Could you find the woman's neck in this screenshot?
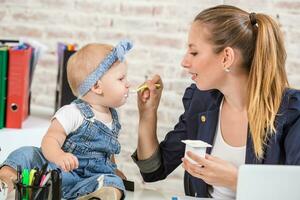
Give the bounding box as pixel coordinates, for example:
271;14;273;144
219;73;248;112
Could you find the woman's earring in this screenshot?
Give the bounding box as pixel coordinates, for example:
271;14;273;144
224;67;231;73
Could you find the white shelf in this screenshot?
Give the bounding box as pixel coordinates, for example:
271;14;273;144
0;115;50;163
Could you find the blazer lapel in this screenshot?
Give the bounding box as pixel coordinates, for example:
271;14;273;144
196;109;219;154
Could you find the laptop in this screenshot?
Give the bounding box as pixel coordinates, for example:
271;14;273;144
236;165;300;200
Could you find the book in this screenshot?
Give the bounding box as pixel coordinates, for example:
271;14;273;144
0;46;8;129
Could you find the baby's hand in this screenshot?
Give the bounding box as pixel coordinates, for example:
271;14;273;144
56;152;79;172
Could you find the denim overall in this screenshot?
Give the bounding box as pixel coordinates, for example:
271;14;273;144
1;99;125;199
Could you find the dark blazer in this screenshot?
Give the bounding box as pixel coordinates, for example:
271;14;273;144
140;84;300;197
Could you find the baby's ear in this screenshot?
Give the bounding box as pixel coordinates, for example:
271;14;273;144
91;80;103;95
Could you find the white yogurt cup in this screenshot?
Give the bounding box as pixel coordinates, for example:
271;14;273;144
182;140;212;164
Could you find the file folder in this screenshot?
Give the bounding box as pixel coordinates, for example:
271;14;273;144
5;46;32;128
0;46;8;129
55;43;76;111
20;38;47;116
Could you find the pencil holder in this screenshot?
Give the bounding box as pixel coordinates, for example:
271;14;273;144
14;182;51;200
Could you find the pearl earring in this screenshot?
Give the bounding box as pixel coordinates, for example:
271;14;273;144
225;68;231;73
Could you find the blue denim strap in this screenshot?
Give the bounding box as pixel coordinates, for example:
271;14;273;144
110;108;121;134
73;99;94;119
78;39;133;97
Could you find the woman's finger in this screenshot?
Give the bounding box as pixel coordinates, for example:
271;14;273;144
182;159;207;180
182;158;203;174
142;90;150;100
151;74;163;88
205;154;221;162
186;151;213;167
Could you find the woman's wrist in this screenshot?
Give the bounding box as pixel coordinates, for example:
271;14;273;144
139;110;157;120
229;169;238;191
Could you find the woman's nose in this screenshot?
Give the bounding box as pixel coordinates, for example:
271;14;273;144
181;55;190;69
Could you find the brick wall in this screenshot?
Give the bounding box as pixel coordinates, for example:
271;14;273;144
1;0;300;196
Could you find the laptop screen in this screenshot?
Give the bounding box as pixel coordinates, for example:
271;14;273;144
236;165;300;200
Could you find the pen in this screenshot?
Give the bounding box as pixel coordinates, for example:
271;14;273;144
22;169;29;200
22;169;29;185
40;172;51;187
29;169;37;200
32;171;41;187
51;169;62;200
29;169;37;186
15;165;22;200
17;165;22;182
40;163;48;179
41;163;48;173
33;173;51;200
32;164;45;188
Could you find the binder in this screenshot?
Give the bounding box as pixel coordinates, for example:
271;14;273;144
20;38;47;116
5;46;32;128
55;43;76;111
0;46;8;129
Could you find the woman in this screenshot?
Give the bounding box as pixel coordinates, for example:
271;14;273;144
131;5;300;199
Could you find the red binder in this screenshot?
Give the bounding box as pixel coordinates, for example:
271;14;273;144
5;46;32;128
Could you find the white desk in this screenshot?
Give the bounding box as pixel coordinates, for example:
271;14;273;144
0;116;50;163
5;187;211;200
126;186;211;199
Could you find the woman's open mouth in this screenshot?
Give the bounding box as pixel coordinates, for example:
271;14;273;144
189;72;198;80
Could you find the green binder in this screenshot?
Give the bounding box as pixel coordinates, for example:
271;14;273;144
0;46;8;129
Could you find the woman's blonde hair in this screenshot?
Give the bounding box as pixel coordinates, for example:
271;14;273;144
195;5;289;159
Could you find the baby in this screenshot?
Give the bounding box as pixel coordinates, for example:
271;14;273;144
0;39;132;200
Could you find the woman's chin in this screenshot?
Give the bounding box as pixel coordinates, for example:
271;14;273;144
195;82;211;91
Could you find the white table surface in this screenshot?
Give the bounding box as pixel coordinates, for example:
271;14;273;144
5;187;211;200
126;186;211;199
0;115;50;163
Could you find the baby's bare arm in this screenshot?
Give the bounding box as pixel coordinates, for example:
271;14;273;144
41;119;79;171
41;119;67;162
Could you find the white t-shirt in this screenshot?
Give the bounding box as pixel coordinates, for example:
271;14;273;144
53;103;112;135
208;99;246;200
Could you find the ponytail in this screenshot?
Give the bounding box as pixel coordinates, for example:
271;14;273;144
247;13;289;159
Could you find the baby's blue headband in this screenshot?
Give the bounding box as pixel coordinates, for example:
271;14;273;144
78;39;133;97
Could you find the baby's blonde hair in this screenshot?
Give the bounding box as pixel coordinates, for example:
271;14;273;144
67;43;113;97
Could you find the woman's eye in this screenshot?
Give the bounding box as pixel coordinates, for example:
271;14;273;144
190;52;198;56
